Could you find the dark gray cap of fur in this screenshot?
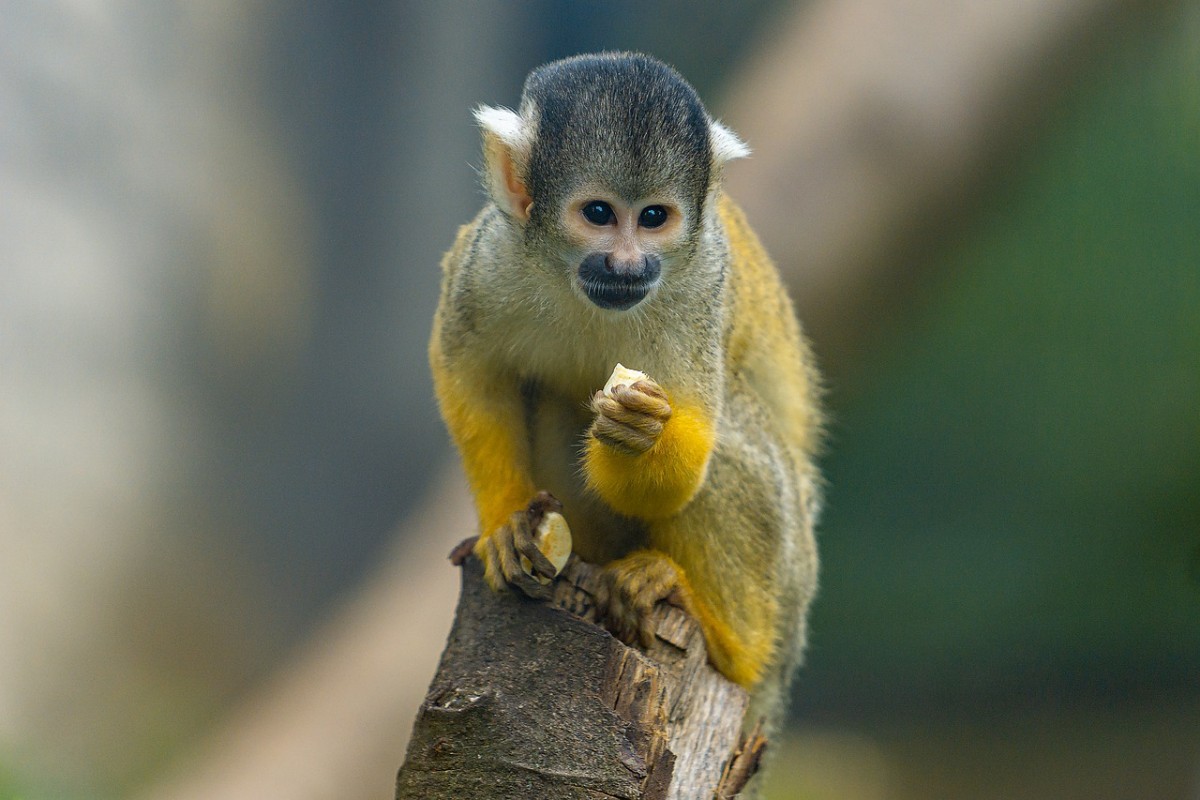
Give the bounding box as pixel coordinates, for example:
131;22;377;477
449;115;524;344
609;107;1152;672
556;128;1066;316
521;53;713;225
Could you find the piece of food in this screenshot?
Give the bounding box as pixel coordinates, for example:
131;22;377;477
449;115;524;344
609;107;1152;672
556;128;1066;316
520;511;572;584
603;363;648;396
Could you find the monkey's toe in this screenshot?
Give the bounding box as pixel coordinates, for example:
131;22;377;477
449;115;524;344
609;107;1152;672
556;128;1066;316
597;550;689;649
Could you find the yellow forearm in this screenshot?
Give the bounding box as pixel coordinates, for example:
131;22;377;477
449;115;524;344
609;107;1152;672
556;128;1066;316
432;367;534;536
584;399;715;519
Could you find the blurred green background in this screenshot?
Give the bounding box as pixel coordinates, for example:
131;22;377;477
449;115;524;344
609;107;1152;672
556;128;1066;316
811;14;1199;708
1;2;1196;799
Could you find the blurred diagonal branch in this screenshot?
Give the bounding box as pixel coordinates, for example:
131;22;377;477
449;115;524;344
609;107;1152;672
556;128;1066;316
723;0;1176;369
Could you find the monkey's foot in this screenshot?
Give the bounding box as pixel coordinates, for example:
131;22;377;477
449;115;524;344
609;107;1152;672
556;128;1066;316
590;378;671;455
475;491;563;601
595;549;690;649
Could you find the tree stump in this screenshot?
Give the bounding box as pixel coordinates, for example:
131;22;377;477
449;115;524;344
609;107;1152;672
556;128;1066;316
395;540;766;799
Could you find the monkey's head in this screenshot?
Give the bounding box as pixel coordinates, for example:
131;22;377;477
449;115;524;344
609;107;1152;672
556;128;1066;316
475;52;748;311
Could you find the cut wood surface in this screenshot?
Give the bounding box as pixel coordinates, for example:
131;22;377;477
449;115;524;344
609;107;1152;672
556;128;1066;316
395;544;764;800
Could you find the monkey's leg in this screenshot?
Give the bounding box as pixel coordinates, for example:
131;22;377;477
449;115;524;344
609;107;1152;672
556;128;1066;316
651;403;815;707
646;482;783;690
600;513;781;692
594;544;767;677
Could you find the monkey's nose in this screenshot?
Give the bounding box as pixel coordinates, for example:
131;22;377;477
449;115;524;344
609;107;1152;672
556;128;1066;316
604;253;645;276
578;252;661;310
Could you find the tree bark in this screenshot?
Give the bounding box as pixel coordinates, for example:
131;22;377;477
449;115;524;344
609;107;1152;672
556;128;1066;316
395;543;765;800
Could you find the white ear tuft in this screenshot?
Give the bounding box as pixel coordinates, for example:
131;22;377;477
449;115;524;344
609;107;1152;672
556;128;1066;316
474;105;534;221
710;119;751;163
474;105;528;149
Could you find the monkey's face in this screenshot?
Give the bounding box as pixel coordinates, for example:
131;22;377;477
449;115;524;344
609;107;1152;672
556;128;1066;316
558;190;690;311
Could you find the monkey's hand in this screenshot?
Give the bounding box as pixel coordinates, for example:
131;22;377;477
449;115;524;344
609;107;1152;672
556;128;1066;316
584;374;715;520
595;549;692;649
589;378;672;455
474;491;564;601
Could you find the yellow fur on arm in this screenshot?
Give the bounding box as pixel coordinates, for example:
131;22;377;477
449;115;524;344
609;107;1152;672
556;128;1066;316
431;366;534;544
584;400;715;519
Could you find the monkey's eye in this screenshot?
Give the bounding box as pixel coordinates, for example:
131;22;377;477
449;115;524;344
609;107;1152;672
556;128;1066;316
581;201;615;226
638;205;668;229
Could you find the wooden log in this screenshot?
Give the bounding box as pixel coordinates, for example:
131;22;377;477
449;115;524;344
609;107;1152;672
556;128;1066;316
395;539;764;800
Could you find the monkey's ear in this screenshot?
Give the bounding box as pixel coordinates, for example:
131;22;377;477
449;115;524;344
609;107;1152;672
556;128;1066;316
475;105;534;222
709;120;751;164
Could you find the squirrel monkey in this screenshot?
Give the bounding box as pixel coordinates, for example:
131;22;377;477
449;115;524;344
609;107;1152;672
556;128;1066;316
430;53;822;740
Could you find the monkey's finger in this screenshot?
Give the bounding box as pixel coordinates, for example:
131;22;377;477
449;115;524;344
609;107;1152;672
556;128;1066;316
479;534;506;591
551;560;591;618
508;509;535;551
521;571;554;600
611;383;672;420
603;588;636;645
508;510;557;579
489;523;548;598
629;377;666;397
592;393;626;418
520;538;558;580
526;490;564;520
505;552;553;600
591;415;658;455
590;571;612;618
605;409;665;440
492;530;521;583
606;410;667;441
449;536;479;566
482;533;517;590
593;394;666;439
594;391;669;429
663;585;690;611
612;613;638;647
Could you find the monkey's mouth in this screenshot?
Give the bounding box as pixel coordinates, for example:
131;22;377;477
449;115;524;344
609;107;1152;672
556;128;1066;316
577;252;662;311
580;276;658;310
